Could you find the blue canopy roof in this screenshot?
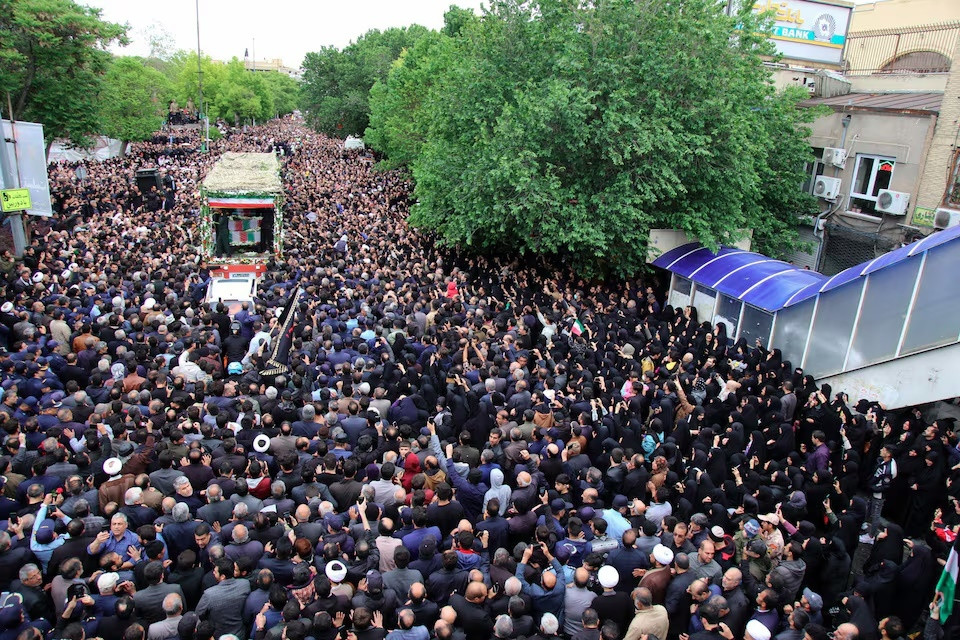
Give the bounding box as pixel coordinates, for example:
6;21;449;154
652;244;827;312
653;224;960;313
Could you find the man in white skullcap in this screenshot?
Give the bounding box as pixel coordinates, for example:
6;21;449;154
638;544;674;605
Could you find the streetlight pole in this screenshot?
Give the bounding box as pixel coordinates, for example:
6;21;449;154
196;0;208;152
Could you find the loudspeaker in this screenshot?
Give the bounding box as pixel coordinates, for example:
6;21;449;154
135;168;162;193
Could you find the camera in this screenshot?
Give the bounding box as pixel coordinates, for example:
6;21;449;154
67;583;88;600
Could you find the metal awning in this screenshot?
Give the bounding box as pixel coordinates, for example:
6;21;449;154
652;243;828;312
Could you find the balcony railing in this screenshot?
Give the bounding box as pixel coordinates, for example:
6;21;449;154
844;21;960;76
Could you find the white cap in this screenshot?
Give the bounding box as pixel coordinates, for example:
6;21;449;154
746;620;772;640
652;544;674;566
32;272;43;283
597;565;619;588
143;298;156;310
0;303;12;313
97;572;119;593
325;560;347;583
253;434;270;453
103;457;123;476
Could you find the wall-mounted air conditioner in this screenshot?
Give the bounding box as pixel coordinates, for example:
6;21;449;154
875;189;910;216
822;147;847;169
934;208;960;229
813;176;842;202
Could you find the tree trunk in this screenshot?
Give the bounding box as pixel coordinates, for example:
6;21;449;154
119;140;130;157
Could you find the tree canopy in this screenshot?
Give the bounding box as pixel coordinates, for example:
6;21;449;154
299;25;430;137
0;0;127;147
100;57;173;154
165;52;298;124
363;0;821;277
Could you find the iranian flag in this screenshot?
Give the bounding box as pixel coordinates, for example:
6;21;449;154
571;319;585;337
937;544;959;620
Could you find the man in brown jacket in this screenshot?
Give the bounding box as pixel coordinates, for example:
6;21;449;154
639;543;674;606
99;457;135;514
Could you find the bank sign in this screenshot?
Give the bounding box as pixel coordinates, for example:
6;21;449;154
753;0;853;66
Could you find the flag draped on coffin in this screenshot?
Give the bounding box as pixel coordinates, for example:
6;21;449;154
229;217;262;244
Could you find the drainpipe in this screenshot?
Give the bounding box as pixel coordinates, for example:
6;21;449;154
813;113;852;269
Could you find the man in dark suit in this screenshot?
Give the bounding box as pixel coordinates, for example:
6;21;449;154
196;484;233;526
448;581;494;640
131;560;185;625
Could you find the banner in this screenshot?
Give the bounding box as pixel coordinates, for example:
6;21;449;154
752;0;853;66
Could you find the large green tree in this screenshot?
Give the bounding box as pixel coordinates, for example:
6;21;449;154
365;31;457;169
214;58;274;125
165;53;296;123
368;0;819;277
169;51;225;116
100;57;172;155
261;71;300;118
300;25;430;137
0;0;127;150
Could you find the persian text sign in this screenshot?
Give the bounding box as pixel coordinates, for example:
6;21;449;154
753;0;853;66
0;188;31;213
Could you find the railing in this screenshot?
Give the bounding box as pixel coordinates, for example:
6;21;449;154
844;21;960;76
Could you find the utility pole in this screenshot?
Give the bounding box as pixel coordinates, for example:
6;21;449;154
196;0;207;152
0;96;27;257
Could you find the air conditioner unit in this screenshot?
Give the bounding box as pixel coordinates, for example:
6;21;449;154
934;208;960;229
875;189;910;216
822;147;847;168
813;176;842;202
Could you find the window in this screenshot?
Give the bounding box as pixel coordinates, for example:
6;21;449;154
948;151;960;208
691;286;717;326
849;154;895;215
800;148;826;195
669;276;692;309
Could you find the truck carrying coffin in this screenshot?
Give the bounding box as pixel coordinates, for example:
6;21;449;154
200;152;284;263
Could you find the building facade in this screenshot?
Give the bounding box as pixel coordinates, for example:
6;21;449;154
775;0;960;274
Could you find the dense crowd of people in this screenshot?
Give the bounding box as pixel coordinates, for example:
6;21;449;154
0;116;955;640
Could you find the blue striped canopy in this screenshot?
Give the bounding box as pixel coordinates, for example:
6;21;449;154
653;224;960;313
652;244;827;312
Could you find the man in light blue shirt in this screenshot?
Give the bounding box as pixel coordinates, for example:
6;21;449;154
602;496;633;541
30;499;72;571
87;512;142;570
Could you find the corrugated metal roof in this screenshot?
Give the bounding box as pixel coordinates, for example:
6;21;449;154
801;92;943;114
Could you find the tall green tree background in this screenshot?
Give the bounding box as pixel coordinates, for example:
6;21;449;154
360;0;821;277
100;57;172;156
299;25;430;137
0;0;127;150
1;0;299;155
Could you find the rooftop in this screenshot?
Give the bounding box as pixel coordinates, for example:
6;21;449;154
800;91;943;115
